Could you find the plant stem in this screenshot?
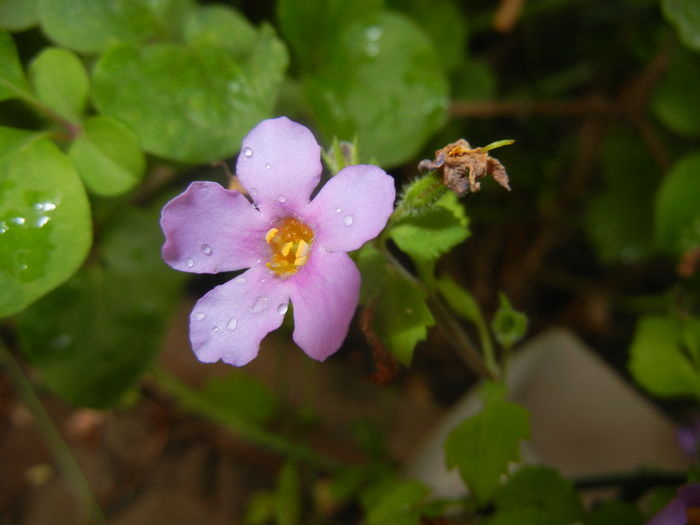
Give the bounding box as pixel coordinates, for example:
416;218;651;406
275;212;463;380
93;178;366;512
150;367;342;471
0;339;106;525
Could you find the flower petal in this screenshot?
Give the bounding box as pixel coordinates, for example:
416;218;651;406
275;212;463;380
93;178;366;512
303;164;395;252
288;250;360;361
236;117;322;215
189;266;290;366
161;181;270;273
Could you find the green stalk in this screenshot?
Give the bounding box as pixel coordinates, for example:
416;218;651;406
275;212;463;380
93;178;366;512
151;367;341;471
0;339;105;525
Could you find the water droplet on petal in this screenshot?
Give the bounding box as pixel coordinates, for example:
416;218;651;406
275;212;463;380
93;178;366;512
335;208;342;213
260;278;266;284
277;195;287;203
201;244;212;255
235;275;247;284
243;146;253;158
186;258;195;268
256;258;262;264
227;318;238;331
194;312;206;321
265;163;271;170
212;325;220;333
249;296;269;313
277;303;288;315
343;215;354;226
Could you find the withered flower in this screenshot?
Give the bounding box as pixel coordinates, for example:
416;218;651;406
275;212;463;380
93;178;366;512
418;138;513;196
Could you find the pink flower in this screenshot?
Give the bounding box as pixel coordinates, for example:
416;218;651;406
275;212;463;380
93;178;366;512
647;484;700;525
160;117;395;366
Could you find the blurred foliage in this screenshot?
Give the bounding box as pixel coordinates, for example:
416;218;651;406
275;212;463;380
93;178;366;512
2;0;700;522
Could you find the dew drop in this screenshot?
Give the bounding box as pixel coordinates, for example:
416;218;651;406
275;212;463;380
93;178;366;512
366;26;383;41
260;278;266;284
256;258;262;264
36;216;50;228
34;202;57;212
11;217;25;225
0;222;7;234
186;258;195;268
212;325;220;334
277;303;288;315
194;312;206;321
227;318;238;331
249;296;269;313
277;195;287;203
265;163;271;170
343;215;354;226
235;275;247;284
201;244;212;255
405;308;414;315
19;264;28;271
243;146;253;158
335;208;342;214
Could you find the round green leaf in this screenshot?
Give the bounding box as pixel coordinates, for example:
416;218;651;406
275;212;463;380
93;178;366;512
0;128;91;318
18;208;184;407
652;47;700;137
629;316;700;399
655;152;700;253
0;0;39;31
29;47;89;123
92;30;288;163
662;0;700;52
183;4;256;54
69;116;145;196
304;12;449;167
37;0;194;55
0;28;31;103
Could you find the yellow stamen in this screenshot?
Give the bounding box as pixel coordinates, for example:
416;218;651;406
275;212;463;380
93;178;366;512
264;217;314;278
265;228;279;243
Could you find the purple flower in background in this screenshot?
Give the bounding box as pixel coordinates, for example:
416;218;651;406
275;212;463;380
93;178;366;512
647;484;700;525
678;415;700;459
160;117;395;366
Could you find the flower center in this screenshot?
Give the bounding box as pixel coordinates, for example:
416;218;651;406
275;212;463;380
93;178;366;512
688;507;700;525
265;217;314;278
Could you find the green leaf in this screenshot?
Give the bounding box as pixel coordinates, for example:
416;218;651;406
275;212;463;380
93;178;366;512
200;373;279;426
92;26;288;163
436;275;482;326
494;466;584;525
18;208;184;407
390;192;469;262
652;47;700;137
304;11;449;167
629;315;700;399
363;479;430;525
655;152;700;254
0;129;91;318
491;293;528;348
38;0;194;54
356;245;434;365
661;0;700;53
444;389;530;503
481;507;549;525
275;462;301;525
69;116;145;196
584;501;644;525
452;59;497;100
276;0;383;72
0;28;31;102
0;0;39;31
28;47;89;123
183;4;257;53
585;126;658;264
387;0;468;73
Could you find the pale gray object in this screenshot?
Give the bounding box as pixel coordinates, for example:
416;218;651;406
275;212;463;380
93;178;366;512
403;328;689;498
